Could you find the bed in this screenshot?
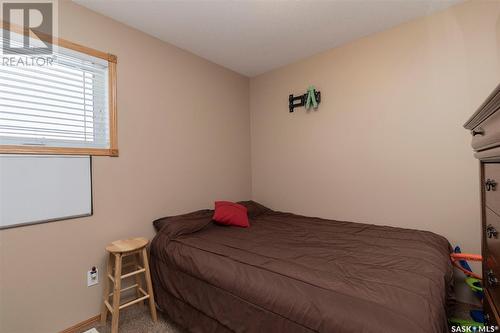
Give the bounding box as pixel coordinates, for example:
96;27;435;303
150;201;454;333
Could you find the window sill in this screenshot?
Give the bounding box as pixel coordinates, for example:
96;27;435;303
0;145;119;157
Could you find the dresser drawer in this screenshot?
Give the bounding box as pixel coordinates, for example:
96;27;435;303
484;266;500;318
484;289;500;328
484;206;500;311
486;207;500;270
472;110;500;151
485;164;500;215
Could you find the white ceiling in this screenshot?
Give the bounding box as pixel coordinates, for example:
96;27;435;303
74;0;463;77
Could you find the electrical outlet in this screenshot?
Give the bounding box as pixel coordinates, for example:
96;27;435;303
87;266;98;287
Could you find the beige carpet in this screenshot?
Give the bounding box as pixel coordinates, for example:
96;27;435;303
80;301;480;333
80;305;185;333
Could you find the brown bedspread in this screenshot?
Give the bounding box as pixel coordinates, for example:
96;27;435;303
150;203;453;333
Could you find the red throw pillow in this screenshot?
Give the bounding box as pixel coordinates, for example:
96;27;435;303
213;201;249;228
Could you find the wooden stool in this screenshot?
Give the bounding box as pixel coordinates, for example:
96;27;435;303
101;237;157;333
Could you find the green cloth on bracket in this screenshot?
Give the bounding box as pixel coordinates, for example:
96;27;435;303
305;85;318;110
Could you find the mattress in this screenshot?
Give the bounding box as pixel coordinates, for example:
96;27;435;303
150;202;454;333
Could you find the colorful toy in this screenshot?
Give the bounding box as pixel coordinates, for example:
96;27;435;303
448;318;484;329
465;277;484;300
470;309;485;323
450;248;482;280
448;246;485;329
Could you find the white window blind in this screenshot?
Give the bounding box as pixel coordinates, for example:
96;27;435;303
0;29;110;149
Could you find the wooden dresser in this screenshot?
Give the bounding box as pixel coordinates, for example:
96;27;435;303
465;83;500;326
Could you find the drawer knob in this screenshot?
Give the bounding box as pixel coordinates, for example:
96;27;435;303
488;270;498;287
487;224;499;238
486;179;497;191
472;127;485;136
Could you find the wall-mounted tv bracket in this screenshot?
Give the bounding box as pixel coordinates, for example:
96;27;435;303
289;90;321;113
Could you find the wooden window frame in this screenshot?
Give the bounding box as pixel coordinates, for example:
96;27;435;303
0;21;118;156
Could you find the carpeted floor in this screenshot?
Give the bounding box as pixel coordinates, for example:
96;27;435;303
79;305;185;333
80;302;481;333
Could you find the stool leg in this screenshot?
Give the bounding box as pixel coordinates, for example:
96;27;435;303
133;253;143;304
141;247;157;322
111;253;122;333
100;253;113;325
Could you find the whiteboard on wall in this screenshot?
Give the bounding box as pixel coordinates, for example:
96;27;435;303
0;155;92;229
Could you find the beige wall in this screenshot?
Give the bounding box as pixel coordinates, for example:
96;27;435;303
2;1;499;332
250;0;500;265
0;1;251;332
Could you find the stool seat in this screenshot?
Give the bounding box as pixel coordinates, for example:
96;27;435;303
106;237;148;253
101;237;157;333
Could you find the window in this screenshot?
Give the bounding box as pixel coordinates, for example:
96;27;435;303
0;25;118;156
